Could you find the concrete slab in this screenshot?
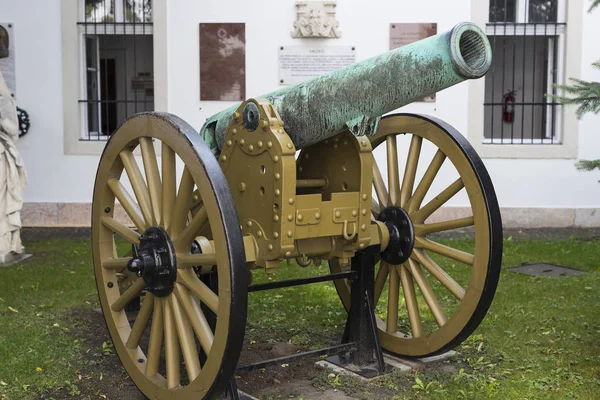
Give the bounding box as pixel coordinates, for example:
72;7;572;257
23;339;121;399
0;253;32;266
314;351;455;382
508;263;583;277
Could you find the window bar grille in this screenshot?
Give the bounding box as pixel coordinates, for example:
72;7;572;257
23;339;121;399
520;19;527;144
510;14;516;143
485;0;564;145
501;0;507;143
102;0;110;141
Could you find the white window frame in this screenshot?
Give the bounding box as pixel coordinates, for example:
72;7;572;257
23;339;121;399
62;0;167;155
468;0;583;159
78;0;154;141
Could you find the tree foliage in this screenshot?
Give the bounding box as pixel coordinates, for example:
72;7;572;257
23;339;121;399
552;0;600;171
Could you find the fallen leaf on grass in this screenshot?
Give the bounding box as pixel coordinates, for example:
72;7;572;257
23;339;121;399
8;306;18;313
35;367;42;372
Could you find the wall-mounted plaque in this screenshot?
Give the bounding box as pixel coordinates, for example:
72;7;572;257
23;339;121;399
199;23;246;101
390;23;437;102
278;45;355;85
0;23;16;98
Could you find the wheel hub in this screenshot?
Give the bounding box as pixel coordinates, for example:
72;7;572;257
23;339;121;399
377;206;415;265
127;226;177;297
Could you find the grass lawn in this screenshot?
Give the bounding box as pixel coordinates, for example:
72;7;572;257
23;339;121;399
0;235;599;399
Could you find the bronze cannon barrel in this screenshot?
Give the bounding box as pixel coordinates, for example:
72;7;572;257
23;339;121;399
200;22;492;155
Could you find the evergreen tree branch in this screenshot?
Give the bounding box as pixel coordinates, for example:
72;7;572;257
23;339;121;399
550;61;600;119
576;159;600;171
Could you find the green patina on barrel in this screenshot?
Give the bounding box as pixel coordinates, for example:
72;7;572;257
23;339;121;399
200;22;492;155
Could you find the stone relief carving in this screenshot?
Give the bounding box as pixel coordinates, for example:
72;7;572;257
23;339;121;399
291;1;341;39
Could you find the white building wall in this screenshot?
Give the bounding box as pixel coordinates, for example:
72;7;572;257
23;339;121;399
0;0;598;226
0;0;101;208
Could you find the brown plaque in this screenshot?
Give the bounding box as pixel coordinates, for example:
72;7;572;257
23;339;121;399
0;22;16;98
200;23;246;101
390;23;437;102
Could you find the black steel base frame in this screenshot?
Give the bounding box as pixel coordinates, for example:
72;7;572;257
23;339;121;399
233;248;385;387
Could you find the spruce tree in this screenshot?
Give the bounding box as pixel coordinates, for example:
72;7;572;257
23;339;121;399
552;0;600;170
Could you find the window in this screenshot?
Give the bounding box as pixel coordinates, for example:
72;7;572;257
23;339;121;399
78;0;154;140
484;0;565;144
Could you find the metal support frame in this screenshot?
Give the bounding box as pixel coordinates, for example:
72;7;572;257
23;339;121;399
236;247;386;382
328;249;385;377
247;270;356;292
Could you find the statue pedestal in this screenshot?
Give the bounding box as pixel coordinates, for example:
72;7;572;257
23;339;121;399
0;251;31;266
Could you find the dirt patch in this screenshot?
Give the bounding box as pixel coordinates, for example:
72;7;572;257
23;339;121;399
40;307;463;399
235;342;330;398
38;308;146;400
39;308;340;399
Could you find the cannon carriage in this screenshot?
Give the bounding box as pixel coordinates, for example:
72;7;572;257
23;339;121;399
91;22;502;399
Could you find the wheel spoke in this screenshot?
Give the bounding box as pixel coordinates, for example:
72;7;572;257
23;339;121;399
406;150;446;213
162;143;176;230
103;257;131;270
126;294;155;349
374;262;389;304
169;167;194;236
412;249;465;300
386;264;399;333
400;135;422;208
169;291;201;382
174;206;208;251
140;137;162;226
407;259;447;327
108;178;146;232
111;279;146;312
163;299;181;389
146;297;164;376
174;284;214;355
415;237;474;266
398;264;423;338
411;178;464;223
386;135;400;206
177;252;217;270
371;198;381;219
372;158;389;208
414;216;474;237
101;216;140;244
120;149;154;226
178;269;219;313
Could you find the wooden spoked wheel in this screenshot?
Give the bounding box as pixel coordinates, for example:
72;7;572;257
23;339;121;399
330;113;502;357
92;113;247;399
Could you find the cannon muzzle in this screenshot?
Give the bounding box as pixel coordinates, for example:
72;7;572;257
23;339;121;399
200;22;492;154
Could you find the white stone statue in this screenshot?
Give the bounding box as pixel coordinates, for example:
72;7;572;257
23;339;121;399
0;69;26;263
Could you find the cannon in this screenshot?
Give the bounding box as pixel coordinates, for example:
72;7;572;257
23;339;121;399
91;22;502;399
